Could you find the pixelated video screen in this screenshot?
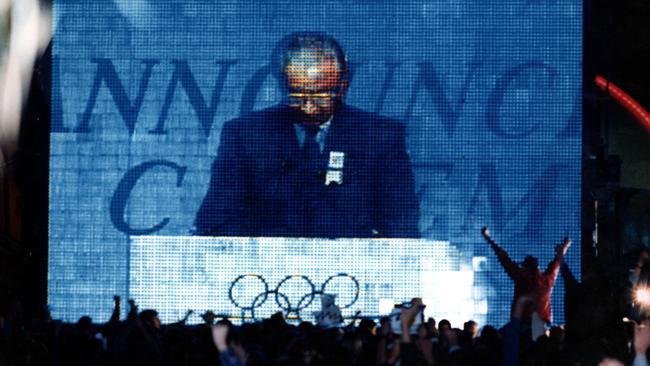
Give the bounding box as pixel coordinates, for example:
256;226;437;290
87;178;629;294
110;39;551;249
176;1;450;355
49;0;581;327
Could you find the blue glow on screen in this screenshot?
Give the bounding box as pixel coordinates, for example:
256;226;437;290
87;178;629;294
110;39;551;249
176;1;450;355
49;0;581;327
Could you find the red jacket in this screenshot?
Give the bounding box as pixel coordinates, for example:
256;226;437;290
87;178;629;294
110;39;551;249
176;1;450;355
490;242;560;324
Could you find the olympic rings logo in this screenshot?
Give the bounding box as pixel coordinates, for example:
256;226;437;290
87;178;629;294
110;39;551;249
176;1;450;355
228;273;360;321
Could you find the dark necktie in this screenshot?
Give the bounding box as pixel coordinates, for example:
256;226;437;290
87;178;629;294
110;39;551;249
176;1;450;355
301;126;322;234
303;126;321;173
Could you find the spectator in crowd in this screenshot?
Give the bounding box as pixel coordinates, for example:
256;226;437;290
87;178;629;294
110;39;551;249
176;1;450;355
463;320;478;341
481;227;571;324
437;319;451;337
425;317;438;340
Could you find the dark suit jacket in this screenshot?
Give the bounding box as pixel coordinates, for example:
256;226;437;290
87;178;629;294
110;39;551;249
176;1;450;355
195;103;420;238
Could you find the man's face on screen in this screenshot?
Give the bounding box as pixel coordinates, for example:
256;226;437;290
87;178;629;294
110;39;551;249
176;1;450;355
285;48;345;126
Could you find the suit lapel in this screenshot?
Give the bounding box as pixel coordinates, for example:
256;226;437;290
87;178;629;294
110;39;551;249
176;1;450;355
270;105;301;160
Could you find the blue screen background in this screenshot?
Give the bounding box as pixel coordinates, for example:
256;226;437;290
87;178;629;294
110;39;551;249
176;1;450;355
49;0;582;326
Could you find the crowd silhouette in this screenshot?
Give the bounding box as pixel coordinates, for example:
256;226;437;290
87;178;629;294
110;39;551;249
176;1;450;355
1;230;649;366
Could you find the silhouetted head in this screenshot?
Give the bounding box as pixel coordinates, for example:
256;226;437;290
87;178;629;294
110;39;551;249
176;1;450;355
201;310;215;325
522;255;539;270
464;320;479;338
425;317;438;336
438;319;451;334
478;325;500;347
358;318;376;336
76;315;93;336
139;309;160;330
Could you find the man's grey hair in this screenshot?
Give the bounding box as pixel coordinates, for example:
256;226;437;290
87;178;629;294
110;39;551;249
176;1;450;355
272;32;349;89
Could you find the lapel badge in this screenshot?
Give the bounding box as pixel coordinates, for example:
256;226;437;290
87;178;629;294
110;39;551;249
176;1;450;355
328;151;345;169
325;170;343;186
326;151;345;185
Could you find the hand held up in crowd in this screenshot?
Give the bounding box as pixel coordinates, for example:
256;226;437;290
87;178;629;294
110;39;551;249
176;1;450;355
400;297;423;344
555;238;572;259
634;319;650;366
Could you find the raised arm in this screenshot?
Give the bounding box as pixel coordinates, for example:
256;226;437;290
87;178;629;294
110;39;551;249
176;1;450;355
168;309;194;328
127;299;138;322
399;298;426;366
212;323;246;366
634;319;650;366
545;237;571;276
109;295;121;324
481;227;519;279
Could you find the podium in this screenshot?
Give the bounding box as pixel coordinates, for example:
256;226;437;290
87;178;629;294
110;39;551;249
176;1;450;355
129;236;479;325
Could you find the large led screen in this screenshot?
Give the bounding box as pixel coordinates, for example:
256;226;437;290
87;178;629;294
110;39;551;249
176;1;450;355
49;0;582;327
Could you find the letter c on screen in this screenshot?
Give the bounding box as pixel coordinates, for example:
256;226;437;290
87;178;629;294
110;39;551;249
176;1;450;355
110;159;187;235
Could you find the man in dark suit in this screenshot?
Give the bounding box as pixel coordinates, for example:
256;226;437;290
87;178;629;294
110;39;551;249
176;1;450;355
195;32;419;238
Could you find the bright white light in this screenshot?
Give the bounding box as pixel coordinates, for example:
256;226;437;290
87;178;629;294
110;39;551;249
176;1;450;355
421;270;475;327
0;0;50;144
635;286;650;308
378;299;394;315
